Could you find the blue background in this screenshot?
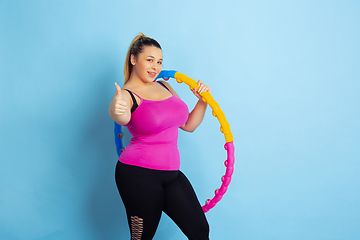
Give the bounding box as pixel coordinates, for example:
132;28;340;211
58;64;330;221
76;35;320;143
1;1;359;239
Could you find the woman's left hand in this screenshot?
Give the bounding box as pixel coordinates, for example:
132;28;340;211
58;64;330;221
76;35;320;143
192;80;211;101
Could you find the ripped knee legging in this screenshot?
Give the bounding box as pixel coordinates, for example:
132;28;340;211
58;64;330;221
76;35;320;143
115;161;210;240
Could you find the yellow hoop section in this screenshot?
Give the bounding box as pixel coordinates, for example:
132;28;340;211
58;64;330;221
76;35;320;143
174;72;234;143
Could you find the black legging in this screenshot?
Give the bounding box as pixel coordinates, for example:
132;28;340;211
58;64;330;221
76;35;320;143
115;161;209;240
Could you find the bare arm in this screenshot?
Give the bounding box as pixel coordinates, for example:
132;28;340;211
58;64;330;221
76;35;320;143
180;99;208;132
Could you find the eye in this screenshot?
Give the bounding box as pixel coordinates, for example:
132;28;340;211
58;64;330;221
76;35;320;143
147;59;153;62
158;61;163;65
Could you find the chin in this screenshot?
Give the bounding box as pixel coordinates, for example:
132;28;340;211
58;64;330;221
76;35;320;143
142;77;155;83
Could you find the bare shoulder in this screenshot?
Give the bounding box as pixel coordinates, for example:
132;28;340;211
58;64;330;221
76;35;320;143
159;80;180;98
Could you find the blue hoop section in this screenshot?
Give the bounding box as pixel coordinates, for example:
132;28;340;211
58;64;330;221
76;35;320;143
156;70;177;80
114;122;124;157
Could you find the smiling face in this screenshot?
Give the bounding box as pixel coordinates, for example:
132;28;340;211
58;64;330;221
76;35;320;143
131;46;163;83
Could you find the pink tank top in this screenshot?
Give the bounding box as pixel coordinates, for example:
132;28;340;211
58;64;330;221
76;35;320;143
118;86;189;170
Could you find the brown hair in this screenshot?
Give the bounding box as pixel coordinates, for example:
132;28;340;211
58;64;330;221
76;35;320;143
124;33;162;84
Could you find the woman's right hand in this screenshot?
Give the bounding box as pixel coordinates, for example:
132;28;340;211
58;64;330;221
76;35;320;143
110;82;128;116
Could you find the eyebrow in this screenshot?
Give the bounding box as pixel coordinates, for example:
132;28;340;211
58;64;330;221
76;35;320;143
147;55;163;61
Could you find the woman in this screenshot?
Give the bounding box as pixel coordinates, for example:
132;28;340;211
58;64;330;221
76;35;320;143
109;33;211;240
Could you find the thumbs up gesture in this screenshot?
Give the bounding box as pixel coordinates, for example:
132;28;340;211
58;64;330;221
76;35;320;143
111;82;128;116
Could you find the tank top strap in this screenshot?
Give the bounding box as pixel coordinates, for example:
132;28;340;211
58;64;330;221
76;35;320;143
124;89;140;113
124;89;142;99
157;81;171;92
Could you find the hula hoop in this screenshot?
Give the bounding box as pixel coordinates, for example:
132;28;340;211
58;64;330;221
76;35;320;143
114;70;235;213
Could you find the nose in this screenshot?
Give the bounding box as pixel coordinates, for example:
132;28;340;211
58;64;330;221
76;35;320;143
151;63;157;71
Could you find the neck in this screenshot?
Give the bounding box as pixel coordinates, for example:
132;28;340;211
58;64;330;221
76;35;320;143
127;72;154;88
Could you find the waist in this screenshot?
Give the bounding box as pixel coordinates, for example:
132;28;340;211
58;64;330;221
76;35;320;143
118;143;181;171
129;127;179;145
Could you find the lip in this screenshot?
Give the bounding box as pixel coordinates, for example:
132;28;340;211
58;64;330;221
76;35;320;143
148;71;156;78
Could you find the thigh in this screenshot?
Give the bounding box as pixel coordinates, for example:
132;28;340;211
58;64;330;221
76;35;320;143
163;172;209;240
115;162;164;240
